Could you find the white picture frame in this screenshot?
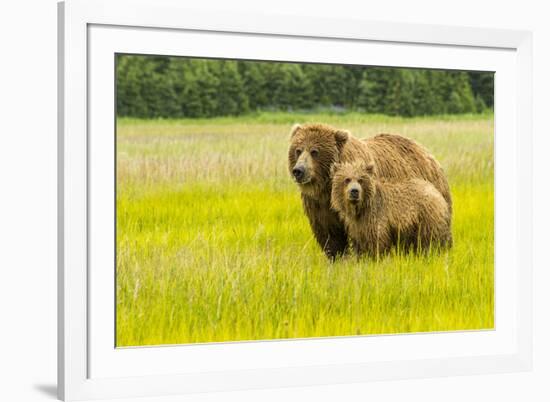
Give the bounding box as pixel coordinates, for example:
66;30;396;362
58;0;533;400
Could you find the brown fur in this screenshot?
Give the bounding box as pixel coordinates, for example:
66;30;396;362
331;161;452;256
288;123;452;258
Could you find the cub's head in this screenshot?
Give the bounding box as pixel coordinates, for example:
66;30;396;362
288;123;350;197
330;161;376;218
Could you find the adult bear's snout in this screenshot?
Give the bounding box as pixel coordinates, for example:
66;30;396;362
292;166;305;181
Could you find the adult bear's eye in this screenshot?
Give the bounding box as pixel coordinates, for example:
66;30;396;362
310;149;319;158
295;148;302;157
344;178;351;184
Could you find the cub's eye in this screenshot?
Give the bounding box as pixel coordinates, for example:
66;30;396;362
310;149;319;158
344;178;351;184
295;148;302;157
357;178;363;184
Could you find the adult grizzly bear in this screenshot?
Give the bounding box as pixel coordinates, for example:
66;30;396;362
330;161;452;256
288;123;452;259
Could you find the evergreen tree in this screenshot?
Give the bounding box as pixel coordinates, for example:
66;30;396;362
385;69;416;116
469;71;494;109
340;66;365;109
182;60;220;117
211;60;249;116
356;70;377;112
239;62;269;110
411;71;435;116
116;56;149;117
279;64;314;110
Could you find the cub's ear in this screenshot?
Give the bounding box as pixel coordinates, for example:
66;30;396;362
334;129;350;150
289;123;302;140
365;162;375;174
330;162;342;178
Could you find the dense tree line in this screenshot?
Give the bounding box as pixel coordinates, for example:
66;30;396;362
116;55;494;118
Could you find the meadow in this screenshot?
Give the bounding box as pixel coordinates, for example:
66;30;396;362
116;112;494;347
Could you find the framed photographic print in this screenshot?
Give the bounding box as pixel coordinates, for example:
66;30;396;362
58;0;533;400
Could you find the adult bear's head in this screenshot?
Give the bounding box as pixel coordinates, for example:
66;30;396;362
288;123;350;198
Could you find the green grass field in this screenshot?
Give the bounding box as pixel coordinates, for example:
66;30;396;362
116;112;494;347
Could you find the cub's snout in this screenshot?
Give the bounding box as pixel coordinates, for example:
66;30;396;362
347;184;361;202
346;181;363;204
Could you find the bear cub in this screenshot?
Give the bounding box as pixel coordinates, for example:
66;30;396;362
331;161;452;256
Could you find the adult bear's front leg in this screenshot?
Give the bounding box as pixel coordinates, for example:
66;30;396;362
302;195;348;259
323;224;348;260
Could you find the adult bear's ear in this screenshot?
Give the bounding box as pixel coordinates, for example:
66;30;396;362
334;129;350;150
365;162;375;174
289;123;302;140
